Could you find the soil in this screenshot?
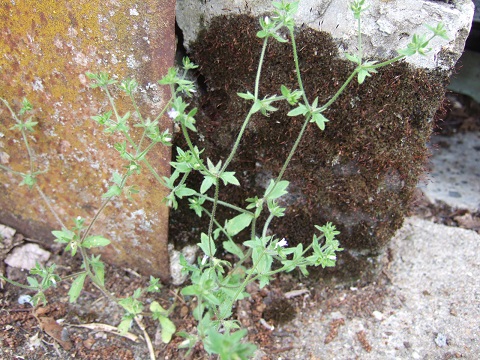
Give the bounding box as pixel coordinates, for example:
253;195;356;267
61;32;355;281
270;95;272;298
1;91;479;360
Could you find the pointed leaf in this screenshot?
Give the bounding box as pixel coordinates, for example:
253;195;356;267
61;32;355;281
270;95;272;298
200;176;215;194
198;233;216;257
222;239;245;259
159;316;176;343
226;213;253;236
264;180;289;200
221;171;240;186
69;273;87;303
82;235;111;249
287;104;307;117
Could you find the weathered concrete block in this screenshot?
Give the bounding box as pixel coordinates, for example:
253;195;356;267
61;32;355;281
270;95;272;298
177;0;473;69
0;1;176;281
172;0;474;282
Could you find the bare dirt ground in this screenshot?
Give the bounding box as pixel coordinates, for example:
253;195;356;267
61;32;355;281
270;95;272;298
1;92;479;360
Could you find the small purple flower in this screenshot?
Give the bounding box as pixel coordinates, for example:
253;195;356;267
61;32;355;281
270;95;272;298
167;108;179;120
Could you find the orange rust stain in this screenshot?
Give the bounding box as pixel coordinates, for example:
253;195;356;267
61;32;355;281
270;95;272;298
0;0;175;280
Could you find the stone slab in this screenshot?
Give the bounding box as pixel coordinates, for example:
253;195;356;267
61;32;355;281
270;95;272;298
279;217;480;358
420;131;480;212
177;0;474;70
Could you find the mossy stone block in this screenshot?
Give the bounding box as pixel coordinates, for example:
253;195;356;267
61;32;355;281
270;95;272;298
170;15;449;283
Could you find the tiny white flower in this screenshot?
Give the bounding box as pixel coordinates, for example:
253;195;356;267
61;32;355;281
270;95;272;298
275;238;288;249
264;16;270;25
164;136;172;142
201;255;209;265
167;108;179;120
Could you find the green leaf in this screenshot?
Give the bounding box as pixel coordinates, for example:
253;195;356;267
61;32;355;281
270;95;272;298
226;213;253;236
220;171;240;186
102;184;122;198
204;328;257;359
198;233;216;257
118;296;143;315
52;229;75;243
425;22;449;40
175;186;196;198
19;173;37;188
311;112;329;131
188;197;205;217
345;53;360;64
150;301;167;315
90;255;105;286
159;316;176;343
68;273;87;303
237;91;255;100
200;176;216;194
287;104;308;117
118;317;133;335
222;239;245;259
82;235;111;249
251;100;262;114
27;276;39;288
256;29;269;39
19;98;33;115
264;179;289;200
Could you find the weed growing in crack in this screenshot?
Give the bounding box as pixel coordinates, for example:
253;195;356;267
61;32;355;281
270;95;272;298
0;1;448;359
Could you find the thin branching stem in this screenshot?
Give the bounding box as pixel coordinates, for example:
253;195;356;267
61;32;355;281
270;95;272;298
35;184;66;229
220;38;269;174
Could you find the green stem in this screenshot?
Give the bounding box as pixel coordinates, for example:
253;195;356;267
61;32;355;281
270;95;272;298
370;55;405;69
202;208;234;243
321;70;357;111
193;192;253;215
35;184;66;230
79;173;129;244
0;164;21;175
261;213;275;240
1;98;37;175
207;179;220;261
180;122;212;176
220;37;270;174
357;16;363;65
142;157;164;185
0;275;35;290
289;28;309;106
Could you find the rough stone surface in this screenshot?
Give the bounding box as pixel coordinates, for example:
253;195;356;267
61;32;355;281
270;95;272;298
279;217;480;359
422;131;480;212
177;0;474;70
0;1;176;281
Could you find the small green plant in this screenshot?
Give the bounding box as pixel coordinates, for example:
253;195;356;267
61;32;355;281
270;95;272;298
0;1;448;359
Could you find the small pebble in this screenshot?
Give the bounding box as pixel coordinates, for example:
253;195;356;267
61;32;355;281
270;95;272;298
18;294;33;306
372;310;384;321
435;332;448;347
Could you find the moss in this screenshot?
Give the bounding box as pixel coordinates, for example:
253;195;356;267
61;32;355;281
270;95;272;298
169;15;448;282
262;297;296;324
